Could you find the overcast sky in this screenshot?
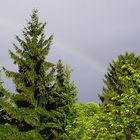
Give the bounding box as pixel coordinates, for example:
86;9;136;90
0;0;140;103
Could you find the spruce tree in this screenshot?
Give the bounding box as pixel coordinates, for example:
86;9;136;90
99;53;140;139
2;10;77;139
40;60;77;139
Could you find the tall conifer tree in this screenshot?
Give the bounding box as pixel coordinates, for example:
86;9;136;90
2;10;77;139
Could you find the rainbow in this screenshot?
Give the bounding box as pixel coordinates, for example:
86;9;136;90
0;19;106;73
54;39;106;73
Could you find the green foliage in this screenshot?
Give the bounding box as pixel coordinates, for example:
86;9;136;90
39;60;77;139
97;52;140;139
0;72;13;125
0;124;43;140
1;10;77;139
66;102;100;140
0;9;140;140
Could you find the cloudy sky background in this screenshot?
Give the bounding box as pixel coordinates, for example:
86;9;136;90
0;0;140;103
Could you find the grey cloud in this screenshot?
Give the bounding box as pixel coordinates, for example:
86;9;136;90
0;0;140;102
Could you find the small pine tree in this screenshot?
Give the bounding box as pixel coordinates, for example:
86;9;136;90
2;10;77;139
40;60;77;139
99;52;140;139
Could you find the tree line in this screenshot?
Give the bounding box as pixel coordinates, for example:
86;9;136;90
0;10;139;140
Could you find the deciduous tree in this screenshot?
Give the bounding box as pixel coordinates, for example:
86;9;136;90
98;53;140;139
